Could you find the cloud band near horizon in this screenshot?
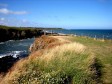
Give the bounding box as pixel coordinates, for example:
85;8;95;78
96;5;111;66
0;8;28;15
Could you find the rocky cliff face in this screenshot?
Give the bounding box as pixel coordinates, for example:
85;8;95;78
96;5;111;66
0;56;19;73
0;27;44;42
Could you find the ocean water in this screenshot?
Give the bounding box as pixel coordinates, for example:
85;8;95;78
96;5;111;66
0;38;34;55
53;29;112;39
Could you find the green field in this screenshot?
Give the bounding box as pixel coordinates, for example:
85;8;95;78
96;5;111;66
69;36;112;83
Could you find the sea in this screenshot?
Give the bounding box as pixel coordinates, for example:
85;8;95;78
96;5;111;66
0;29;112;58
52;29;112;39
0;38;34;58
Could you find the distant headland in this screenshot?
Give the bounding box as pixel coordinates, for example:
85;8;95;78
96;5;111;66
0;25;63;42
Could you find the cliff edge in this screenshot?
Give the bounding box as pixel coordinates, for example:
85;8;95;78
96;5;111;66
0;35;103;84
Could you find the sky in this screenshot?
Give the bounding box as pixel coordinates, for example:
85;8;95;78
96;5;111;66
0;0;112;29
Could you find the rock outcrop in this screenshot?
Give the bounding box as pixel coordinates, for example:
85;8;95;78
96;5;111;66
29;35;58;52
0;56;19;73
0;26;44;42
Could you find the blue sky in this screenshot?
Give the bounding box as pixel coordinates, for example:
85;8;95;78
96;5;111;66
0;0;112;29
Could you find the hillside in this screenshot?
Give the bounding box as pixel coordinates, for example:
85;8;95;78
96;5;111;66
0;35;112;84
0;25;63;42
0;25;44;42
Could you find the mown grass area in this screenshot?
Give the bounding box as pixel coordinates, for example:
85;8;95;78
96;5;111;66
1;35;111;84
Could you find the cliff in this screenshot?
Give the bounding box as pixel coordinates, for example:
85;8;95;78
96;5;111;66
1;35;112;84
0;25;44;42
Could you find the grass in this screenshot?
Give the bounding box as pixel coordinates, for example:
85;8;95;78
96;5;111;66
1;35;111;84
69;36;112;84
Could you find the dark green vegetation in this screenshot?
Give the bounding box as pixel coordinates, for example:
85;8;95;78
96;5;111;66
0;25;44;42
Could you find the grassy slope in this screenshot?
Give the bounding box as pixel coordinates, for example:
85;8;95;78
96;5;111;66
69;36;112;84
1;36;112;84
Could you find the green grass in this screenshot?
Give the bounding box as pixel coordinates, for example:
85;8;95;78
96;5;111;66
1;36;111;84
2;42;97;84
69;36;112;83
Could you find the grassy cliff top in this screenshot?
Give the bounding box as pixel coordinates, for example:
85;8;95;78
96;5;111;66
0;35;112;84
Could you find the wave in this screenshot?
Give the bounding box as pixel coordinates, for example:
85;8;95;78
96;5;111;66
0;50;28;59
0;42;5;44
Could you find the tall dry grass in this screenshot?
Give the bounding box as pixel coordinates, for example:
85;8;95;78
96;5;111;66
41;42;86;62
0;36;98;84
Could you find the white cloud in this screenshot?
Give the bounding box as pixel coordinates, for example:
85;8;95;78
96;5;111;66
0;17;5;21
12;11;28;15
0;8;27;15
0;17;6;25
0;8;9;14
0;18;37;27
22;19;28;23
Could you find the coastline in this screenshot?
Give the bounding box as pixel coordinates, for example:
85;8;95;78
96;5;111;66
48;31;112;42
51;29;112;40
0;35;112;83
0;25;46;42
